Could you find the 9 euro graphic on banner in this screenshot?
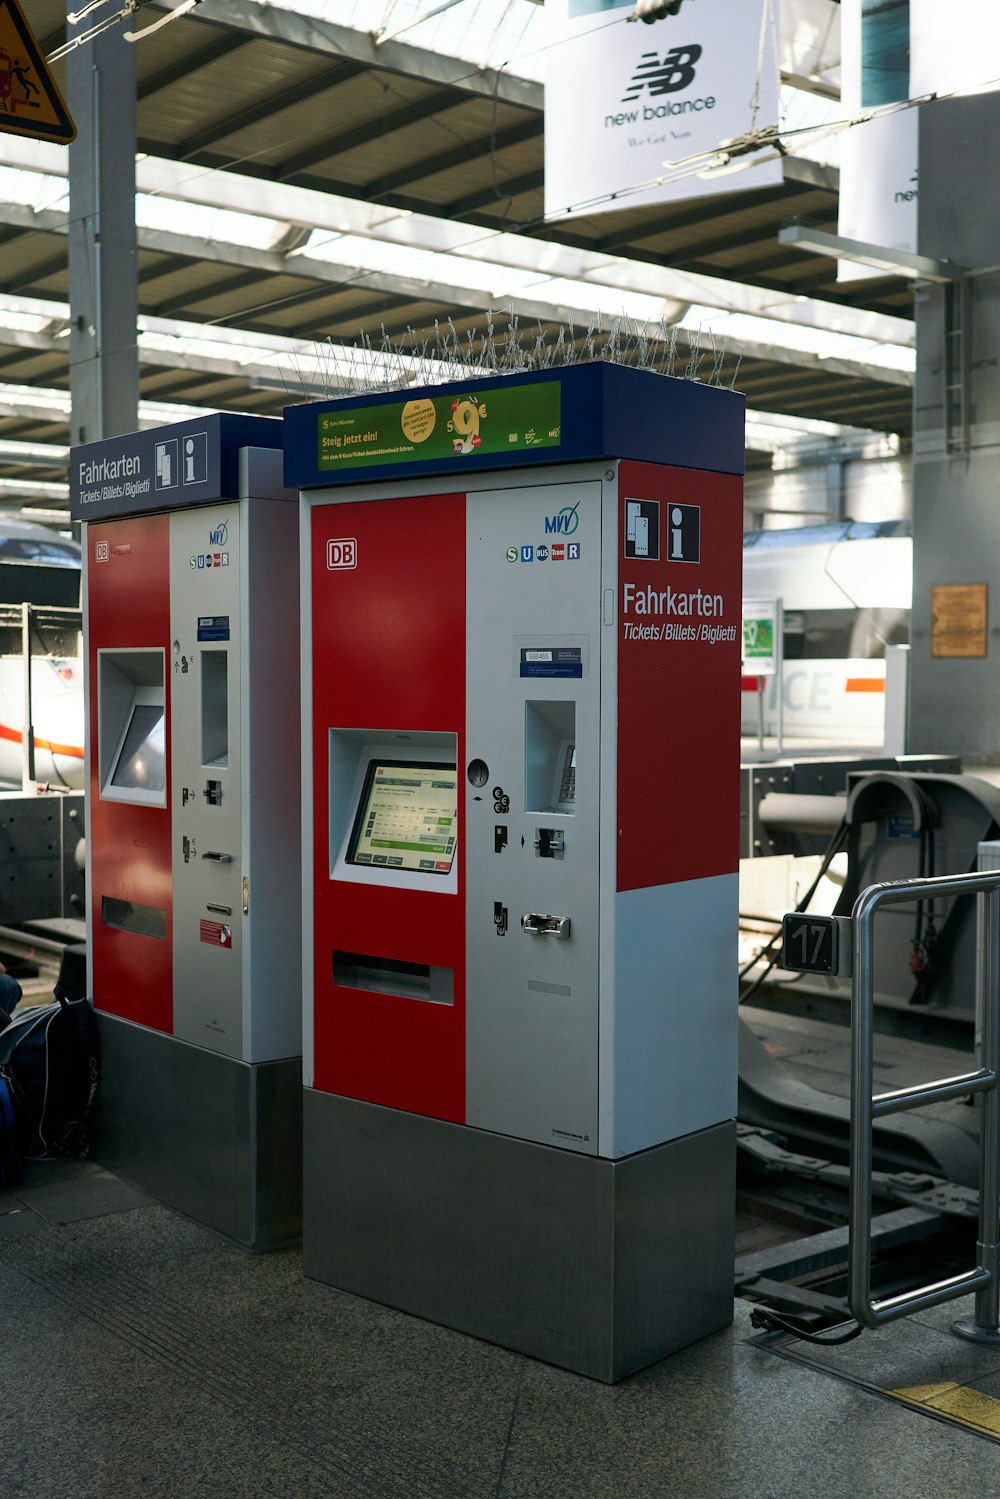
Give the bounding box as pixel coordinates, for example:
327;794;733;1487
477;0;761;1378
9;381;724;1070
544;0;782;219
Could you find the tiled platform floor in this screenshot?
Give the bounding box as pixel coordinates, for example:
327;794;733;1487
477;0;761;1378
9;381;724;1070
6;1158;1000;1499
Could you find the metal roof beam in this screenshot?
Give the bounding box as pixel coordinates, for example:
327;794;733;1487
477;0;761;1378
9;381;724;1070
368;117;543;197
590;185;814;255
289;294;415;337
5;138;914;347
138;253;203;286
0;217;914;394
169;0;543;112
730;337;911;389
175;59;367;157
137;33;253;101
0;224;32;252
3;252;67;295
275;86;470;181
447;171;544;218
152;268;272;318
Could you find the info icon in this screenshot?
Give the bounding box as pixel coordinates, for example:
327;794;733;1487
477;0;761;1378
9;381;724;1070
667;503;701;564
624;499;659;560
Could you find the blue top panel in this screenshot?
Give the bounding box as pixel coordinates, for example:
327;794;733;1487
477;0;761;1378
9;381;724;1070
70;413;282;522
283;362;745;491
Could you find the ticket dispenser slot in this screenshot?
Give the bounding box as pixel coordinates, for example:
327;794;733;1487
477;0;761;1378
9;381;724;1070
97;649;166;807
201;650;229;768
525;701;576;815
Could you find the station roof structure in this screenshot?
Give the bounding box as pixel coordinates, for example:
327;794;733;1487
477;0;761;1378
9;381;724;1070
1;0;916;517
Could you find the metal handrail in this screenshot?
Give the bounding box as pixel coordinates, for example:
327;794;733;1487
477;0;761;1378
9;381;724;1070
849;870;1000;1341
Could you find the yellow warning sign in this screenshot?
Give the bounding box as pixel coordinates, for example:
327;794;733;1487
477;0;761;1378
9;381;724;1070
0;0;76;144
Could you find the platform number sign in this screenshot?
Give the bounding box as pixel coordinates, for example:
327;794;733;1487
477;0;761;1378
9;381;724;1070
782;913;845;976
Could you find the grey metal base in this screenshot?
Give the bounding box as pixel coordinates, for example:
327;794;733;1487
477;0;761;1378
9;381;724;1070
93;1013;302;1251
303;1090;735;1382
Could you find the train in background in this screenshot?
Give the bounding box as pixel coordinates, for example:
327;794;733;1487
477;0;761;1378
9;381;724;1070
0;516;84;790
742;518;912;743
0;512;917;784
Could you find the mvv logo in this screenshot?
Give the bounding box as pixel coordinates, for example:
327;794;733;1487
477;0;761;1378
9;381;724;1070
622;44;702;102
544;502;580;536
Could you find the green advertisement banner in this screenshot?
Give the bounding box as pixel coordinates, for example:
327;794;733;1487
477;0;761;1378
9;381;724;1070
316;381;562;471
742;617;774;658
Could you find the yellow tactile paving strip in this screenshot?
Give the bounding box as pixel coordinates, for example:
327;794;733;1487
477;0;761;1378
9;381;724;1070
762;1338;1000;1444
890;1382;1000;1439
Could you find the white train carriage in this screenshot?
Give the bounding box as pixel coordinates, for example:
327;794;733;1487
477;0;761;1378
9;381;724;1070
0;517;84;790
742;519;912;743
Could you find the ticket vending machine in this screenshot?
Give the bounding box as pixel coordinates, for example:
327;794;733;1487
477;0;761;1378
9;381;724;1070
289;363;744;1378
72;415;302;1249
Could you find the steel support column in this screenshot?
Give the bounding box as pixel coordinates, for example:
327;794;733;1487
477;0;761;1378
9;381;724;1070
67;17;138;446
910;93;1000;755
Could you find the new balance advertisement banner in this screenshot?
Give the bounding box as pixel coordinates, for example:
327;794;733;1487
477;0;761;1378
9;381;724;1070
544;0;783;220
836;0;917;282
838;1;1000;282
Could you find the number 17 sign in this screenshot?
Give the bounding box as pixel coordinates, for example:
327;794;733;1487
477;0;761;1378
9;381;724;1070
781;913;853;977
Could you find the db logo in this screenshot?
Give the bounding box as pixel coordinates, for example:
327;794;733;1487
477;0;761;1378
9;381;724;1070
326;538;357;570
95;541;109;562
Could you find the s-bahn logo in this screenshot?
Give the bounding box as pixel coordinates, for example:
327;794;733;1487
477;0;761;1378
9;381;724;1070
623;44;702;103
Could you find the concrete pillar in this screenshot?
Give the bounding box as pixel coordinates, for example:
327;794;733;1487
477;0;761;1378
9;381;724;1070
909;93;1000;757
67;17;139;447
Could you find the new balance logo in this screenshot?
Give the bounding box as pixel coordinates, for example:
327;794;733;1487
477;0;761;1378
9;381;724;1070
622;45;702;102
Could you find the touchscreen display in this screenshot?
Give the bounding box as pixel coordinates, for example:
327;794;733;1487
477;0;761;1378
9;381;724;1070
348;761;457;874
112;703;166;792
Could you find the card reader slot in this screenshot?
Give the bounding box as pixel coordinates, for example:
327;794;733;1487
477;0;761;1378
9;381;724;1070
332;950;454;1005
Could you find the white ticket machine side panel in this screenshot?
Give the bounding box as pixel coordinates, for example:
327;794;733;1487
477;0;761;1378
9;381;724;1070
465;478;603;1153
170;502;244;1057
242;476;302;1064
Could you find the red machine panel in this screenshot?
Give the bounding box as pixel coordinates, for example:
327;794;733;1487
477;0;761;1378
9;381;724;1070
88;515;173;1031
311;493;467;1122
616;460;743;892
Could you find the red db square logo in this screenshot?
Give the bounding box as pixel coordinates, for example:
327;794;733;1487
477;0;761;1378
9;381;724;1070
327;538;357;570
95;541;109;562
